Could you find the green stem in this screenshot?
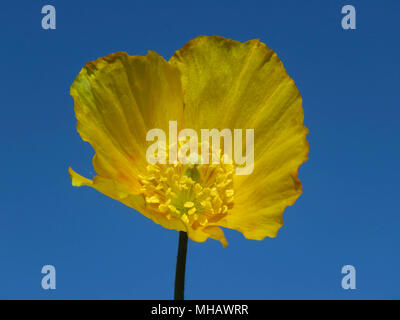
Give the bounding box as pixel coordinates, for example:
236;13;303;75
174;231;188;300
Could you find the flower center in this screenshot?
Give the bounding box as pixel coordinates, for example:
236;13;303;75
139;151;234;228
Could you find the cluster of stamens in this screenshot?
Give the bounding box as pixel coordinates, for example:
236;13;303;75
138;143;234;229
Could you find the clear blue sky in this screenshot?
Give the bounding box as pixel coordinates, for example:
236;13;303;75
1;0;399;299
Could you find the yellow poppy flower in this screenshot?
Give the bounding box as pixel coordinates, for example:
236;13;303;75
68;35;309;248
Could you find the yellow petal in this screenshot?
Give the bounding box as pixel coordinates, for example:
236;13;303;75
69;167;187;233
185;224;228;248
171;35;309;240
203;226;228;248
71;51;184;194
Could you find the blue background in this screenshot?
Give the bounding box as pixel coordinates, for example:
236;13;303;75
0;0;399;299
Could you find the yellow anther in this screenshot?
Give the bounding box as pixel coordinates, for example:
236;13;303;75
146;165;160;173
180;183;189;190
210;188;218;197
201;200;212;210
225;189;234;197
194;183;203;194
226;197;234;204
184;201;195;208
168;205;180;215
145;195;160;204
169;191;177;199
212;196;222;212
181;215;190;224
198;215;208;226
158;204;169;213
156;184;164;190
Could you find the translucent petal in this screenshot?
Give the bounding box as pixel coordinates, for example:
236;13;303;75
170;36;309;240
